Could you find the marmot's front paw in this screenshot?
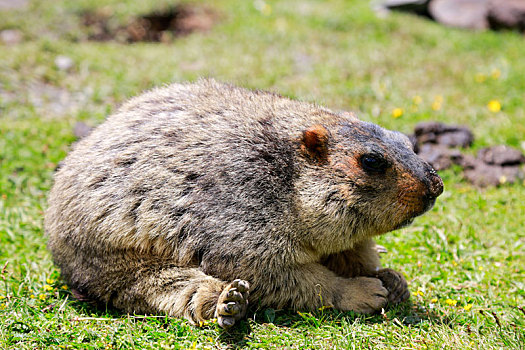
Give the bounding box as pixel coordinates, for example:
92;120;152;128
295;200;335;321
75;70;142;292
376;268;410;304
338;277;388;314
215;279;250;329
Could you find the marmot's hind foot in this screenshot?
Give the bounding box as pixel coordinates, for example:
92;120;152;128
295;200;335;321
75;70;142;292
376;268;410;304
215;279;250;329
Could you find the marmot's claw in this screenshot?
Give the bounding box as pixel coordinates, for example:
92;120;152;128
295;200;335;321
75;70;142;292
232;279;250;293
215;279;250;329
218;316;235;328
375;244;388;254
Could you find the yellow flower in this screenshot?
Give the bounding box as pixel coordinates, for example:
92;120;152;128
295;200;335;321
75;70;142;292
478;266;484;271
412;96;422;105
445;299;457;306
44;284;53;291
487;100;501;113
464;304;473;311
475;73;486;83
412;287;424;297
431;96;443;111
46;278;55;284
430;298;438;303
39;294;46;300
0;296;5;300
392;108;403;118
452;261;458;267
61;285;68;290
30;294;35;299
0;303;5;310
491;69;501;79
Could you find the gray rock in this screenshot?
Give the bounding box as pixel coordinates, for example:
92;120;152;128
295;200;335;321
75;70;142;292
429;0;489;30
488;0;525;31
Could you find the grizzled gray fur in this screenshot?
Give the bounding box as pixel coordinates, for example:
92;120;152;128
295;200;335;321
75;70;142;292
45;79;443;328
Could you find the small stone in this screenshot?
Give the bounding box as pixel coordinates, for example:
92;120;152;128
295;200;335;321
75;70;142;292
55;55;74;71
73;122;93;139
0;29;23;45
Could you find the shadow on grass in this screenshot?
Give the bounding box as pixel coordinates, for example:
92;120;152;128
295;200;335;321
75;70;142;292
58;288;453;349
214;300;454;348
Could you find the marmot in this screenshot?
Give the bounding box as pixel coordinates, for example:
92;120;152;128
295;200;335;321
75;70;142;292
45;79;443;328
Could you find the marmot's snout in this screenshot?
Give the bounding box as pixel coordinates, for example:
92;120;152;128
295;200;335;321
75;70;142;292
422;164;444;212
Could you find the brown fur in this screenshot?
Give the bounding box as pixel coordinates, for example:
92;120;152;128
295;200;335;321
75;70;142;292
45;79;442;328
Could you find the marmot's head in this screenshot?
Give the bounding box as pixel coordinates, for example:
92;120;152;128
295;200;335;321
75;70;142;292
299;119;443;243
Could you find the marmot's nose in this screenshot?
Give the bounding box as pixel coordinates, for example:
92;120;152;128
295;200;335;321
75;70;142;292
427;167;444;199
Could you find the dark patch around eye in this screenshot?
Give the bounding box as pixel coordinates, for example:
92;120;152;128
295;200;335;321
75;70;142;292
360;154;389;174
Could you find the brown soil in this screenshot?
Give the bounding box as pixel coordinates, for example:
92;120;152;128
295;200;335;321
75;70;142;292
411;122;525;187
81;4;219;43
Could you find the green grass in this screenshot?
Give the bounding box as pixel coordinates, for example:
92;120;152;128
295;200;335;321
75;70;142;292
1;0;524;348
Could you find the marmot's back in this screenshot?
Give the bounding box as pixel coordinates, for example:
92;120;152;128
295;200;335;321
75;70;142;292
46;80;342;261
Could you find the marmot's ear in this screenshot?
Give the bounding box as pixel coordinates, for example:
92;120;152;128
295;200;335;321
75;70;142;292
300;124;331;163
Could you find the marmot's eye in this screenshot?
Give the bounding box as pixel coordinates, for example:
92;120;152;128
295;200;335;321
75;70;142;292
360;154;388;174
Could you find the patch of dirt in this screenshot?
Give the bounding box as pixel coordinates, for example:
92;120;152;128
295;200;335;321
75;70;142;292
410;121;525;187
81;4;219;43
464;159;523;187
414;121;474;148
411;121;474;170
416;143;463;171
477;145;525;166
